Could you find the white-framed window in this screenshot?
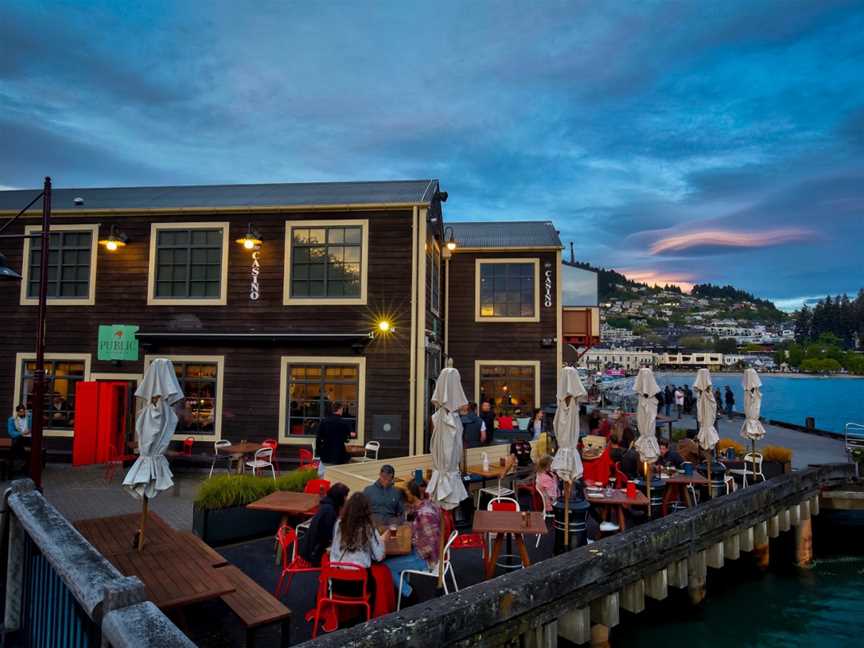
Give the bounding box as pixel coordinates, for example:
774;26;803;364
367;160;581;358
19;224;99;306
283;220;369;305
475;258;540;322
278;356;366;445
429;238;441;316
143;355;224;441
475;360;540;416
13;353;92;437
147;222;230;306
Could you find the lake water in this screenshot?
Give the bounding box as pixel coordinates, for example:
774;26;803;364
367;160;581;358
655;373;864;433
610;516;864;647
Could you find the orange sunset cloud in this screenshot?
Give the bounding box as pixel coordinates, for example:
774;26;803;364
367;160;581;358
650;228;812;255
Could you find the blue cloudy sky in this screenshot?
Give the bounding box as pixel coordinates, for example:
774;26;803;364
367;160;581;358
2;1;862;309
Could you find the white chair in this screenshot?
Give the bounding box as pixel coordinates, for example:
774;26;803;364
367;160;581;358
533;487;555;548
477;466;515;507
208;439;233;478
352;440;381;462
245;447;276;480
397;530;459;610
724;475;737;494
729;452;764;487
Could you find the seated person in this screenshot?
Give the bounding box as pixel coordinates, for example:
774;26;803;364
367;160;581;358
7;404;31;476
510;435;534;470
297;483;350;566
608;436;625;465
534;455;559;511
383;478;442;601
330;493;386;601
676;430;701;464
587;409;601;434
363;465;405;523
657;438;683;468
620;445;640;480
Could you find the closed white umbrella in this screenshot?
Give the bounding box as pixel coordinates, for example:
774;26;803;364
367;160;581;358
740;368;766;480
693;368;719;495
123;358;184;549
428;362;469;585
551;366;587;545
634;368;661;516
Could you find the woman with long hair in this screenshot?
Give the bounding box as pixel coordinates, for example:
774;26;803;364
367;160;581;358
331;492;385;567
528;407;545;440
298;482;350;566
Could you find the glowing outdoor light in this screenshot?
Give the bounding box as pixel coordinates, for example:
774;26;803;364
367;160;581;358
377;319;392;333
98;225;128;252
236;223;262;250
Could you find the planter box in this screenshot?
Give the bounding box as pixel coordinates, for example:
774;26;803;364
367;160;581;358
193;503;282;546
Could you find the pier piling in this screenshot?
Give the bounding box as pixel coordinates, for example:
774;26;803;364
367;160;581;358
739;527;754;552
590;624;610;648
589;593;619;628
667;559;688;589
621;580;645;614
706;542;724;569
795;518;814;567
558;607;590;645
779;509;791;532
645;570;668;601
723;534;740;561
754;520;770;569
687;551;707;605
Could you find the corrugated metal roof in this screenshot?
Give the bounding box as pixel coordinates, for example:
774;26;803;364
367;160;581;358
0;179;439;212
447;221;562;249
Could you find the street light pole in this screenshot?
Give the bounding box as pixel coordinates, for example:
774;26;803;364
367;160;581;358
30;176;51;490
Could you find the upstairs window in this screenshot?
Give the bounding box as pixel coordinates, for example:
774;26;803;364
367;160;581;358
148;223;229;305
21;225;98;305
476;259;539;322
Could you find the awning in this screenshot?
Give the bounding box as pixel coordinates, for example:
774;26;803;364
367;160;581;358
135;331;374;345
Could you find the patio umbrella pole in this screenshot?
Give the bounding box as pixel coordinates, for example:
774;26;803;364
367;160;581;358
644;462;652;518
137;495;148;551
438;510;447;589
706;451;712;499
564;481;571;546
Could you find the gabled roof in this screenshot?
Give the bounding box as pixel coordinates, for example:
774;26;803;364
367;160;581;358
0;180;440;213
447;220;562;250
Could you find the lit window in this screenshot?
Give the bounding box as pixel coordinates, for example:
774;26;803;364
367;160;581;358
286;364;359;436
477;260;538;320
290;226;362;298
20;359;86;429
172;362;220;435
478;364;536;415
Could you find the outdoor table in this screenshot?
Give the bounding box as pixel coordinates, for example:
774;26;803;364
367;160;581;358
345;444;366;457
655;415;675;443
661;471;709;514
74;512;234;610
225;441;264;474
472;510;547;579
246;490;320;526
376;523;412;556
584;489;649;531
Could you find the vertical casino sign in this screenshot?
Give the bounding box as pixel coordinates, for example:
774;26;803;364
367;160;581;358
250;249;261;300
544;261;553;308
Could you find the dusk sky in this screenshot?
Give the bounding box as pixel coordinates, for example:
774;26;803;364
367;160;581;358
2;1;862;309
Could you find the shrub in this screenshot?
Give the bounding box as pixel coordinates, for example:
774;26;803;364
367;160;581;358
717;438;745;457
671;428;689;442
195;468;317;510
761;446;793;463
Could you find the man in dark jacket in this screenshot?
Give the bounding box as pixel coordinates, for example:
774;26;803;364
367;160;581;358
298;483;349;566
724;386;735;419
459;402;484;448
316;403;351;465
479;401;495;445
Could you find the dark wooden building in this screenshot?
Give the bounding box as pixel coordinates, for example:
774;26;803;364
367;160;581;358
0;181;564;459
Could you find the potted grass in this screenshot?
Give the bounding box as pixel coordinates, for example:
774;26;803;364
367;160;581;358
193;468;317;545
760;446;793;478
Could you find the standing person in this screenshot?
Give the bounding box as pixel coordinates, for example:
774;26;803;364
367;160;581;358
297;483;350;566
714;388;723;426
316;402;351;469
656;391;664;415
724;386;735;420
684;386;694;415
479;401;495;445
330;493;386;600
459;402;484;448
509;434;534;469
674;387;685;420
663;385;673;417
363;465;405;523
383;478;442;602
528;408;545;441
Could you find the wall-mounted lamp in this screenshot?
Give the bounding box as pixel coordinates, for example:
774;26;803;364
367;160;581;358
376;319;394;335
236;223;262;250
443;226;457;252
98;225;128;252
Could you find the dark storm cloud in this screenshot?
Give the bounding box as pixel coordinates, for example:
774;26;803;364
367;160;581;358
1;0;862;306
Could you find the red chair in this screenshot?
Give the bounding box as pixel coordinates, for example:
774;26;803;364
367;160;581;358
182;437;194;456
299;448;319;471
263;438;280;476
515;481;544;512
304;479;331;496
450;532;487;562
311;562;371;638
104;442;137;483
274;525;321;599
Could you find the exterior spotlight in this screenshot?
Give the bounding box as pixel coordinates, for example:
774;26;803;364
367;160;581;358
444;225;457;252
236;223;262;250
98;225;128;252
377;320;392;333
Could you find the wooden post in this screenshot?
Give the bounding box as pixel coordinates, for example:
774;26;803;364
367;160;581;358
558;607;591;645
621;580;645;614
645;569;668;601
589;593;619;628
137;495;149;552
768;514;780;538
754;520;770;569
723;534;740;561
667;559;688;589
590;624;610;648
564;481;572;547
739;527;754;552
687;551;707;605
800;499;811;521
795;517;813;567
779;508;791;532
789;503;801;527
706;542;724;569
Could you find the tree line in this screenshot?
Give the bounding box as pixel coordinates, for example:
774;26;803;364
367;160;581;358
793;290;864;349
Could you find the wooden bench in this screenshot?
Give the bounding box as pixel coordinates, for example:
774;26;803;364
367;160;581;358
177;531;228;567
220;566;291;648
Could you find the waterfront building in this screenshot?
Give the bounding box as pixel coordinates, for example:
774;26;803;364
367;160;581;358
580;348;654;372
0;181;573;458
655;351;724;369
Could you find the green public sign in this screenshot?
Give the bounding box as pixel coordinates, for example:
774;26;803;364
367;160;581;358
97;325;139;361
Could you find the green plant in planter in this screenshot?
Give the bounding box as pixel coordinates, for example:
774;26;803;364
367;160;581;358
195;468;317;510
671;428;689;442
850;447;864;468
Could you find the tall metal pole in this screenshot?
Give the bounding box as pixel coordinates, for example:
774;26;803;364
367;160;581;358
30;176;51;490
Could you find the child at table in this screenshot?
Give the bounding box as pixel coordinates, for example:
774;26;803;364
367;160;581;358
535;455;559;511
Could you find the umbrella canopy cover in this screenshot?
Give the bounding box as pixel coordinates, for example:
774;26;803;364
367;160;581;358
123;358;184;499
693;368;719;451
551;366;587;483
427;367;468;510
633;367;661;463
740;368;766;441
